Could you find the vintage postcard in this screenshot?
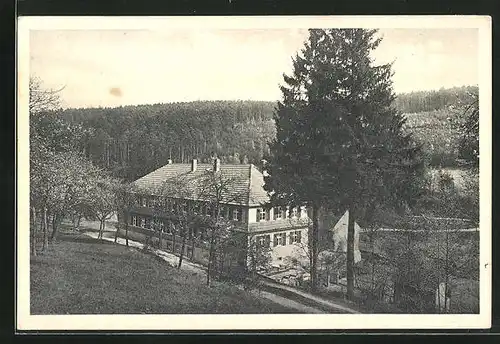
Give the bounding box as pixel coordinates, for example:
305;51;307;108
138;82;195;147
17;15;492;331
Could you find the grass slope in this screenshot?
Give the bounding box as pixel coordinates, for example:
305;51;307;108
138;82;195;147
30;232;296;314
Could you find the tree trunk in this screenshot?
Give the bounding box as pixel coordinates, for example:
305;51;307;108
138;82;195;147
347;207;356;300
31;207;37;256
72;213;78;230
310;204;320;292
42;208;48;251
444;230;450;314
50;213;59;242
207;233;215;287
370;231;376;294
172;227;177;254
178;234;187;269
436;234;441;313
39;213;44;232
114;219;120;243
125;219;129;247
98;219;105;239
102;219;107;239
190;233;196;260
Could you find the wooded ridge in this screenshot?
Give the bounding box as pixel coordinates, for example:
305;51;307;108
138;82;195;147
53;85;478;181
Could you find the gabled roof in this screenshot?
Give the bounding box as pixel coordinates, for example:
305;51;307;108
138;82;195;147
132;163;270;206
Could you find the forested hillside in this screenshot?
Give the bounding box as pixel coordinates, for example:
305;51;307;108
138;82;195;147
56;86;478;181
59;101;276;180
398;86;478;166
394;85;478;114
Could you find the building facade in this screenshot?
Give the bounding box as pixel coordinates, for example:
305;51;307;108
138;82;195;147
118;158;310;268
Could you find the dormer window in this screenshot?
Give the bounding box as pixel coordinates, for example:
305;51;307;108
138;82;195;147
273;207;282;220
257;208;268;222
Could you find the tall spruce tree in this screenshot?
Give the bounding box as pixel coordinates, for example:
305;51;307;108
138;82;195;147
264;29;424;297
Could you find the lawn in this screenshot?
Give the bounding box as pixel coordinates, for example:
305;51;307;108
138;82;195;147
30;231;297;314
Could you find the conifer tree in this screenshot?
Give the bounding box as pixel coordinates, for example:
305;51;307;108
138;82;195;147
264;29;424;297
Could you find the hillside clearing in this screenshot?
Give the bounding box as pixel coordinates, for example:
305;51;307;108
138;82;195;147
30;231;299;314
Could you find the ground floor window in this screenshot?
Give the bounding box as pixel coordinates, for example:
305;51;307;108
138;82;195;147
289;230;302;244
273;232;286;247
256;234;271;248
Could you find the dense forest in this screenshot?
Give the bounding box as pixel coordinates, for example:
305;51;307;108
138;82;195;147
394;85;478;114
56;85;478;181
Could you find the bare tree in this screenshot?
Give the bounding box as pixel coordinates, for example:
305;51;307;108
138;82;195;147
84;175;120;240
114;183;140;246
198;169;244;287
29;76;64;114
154;175;199;269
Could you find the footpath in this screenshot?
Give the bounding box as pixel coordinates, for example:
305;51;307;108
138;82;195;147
82;225;360;314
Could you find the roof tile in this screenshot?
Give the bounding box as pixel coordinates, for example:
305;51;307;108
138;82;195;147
132;163;270;206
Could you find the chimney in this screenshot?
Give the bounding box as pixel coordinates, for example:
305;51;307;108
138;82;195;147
167;159;173;165
213;158;221;172
191;158;197;172
261;159;269;177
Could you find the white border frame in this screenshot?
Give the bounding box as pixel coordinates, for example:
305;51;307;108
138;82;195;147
16;15;492;330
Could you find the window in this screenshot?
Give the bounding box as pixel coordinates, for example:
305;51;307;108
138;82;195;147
233;208;242;221
141;196;146;207
291;207;298;218
151;196;160;208
290;230;302;244
131;215;137;226
273;207;282;220
273;232;286;247
257;235;271;248
159;220;165;232
194;202;201;215
145;217;151;229
140;217;145;228
296;206;302;218
164;222;173;234
257;208;267;222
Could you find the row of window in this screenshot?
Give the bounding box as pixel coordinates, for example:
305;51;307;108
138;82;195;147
256;206;302;222
130;215;172;233
136;195;244;222
256;230;302;248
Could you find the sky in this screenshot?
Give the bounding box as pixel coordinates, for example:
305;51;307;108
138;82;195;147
29;28;479;109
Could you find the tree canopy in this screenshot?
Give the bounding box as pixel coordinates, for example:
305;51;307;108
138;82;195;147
263;28;425;296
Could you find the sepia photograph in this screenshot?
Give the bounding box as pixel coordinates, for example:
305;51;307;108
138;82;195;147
17;16;491;330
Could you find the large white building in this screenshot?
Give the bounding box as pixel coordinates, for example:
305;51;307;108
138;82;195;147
119;158;310;268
